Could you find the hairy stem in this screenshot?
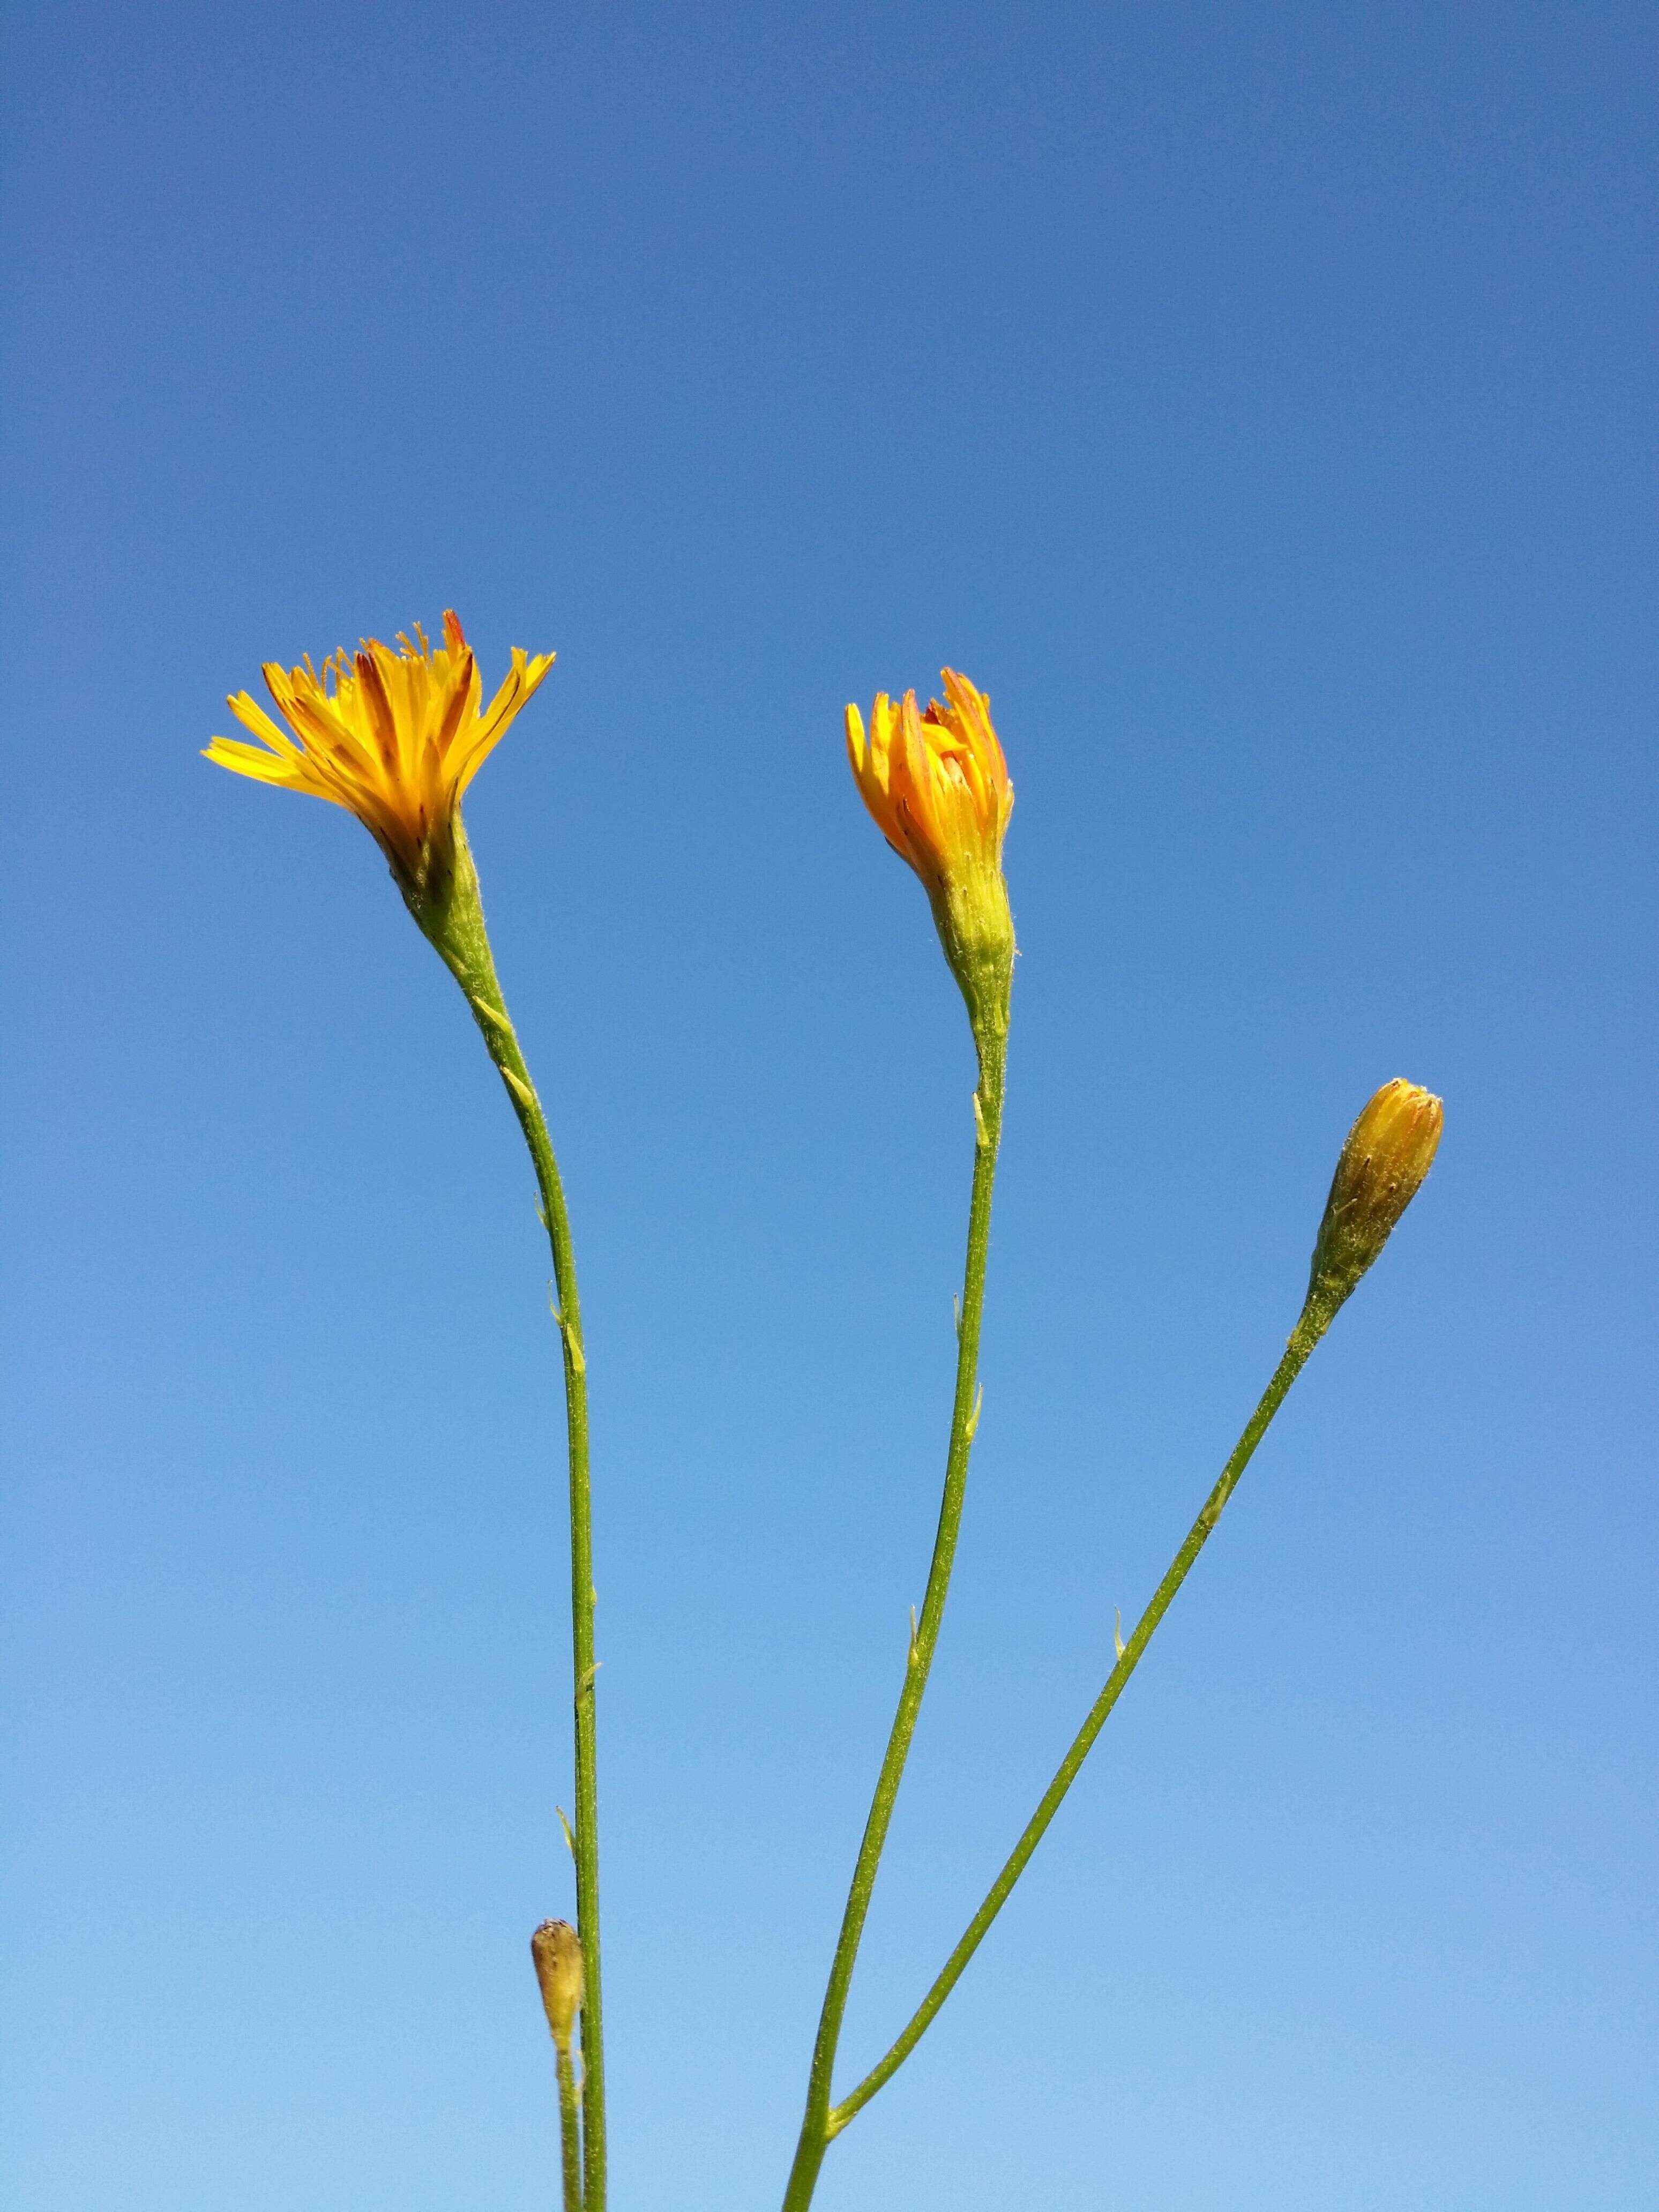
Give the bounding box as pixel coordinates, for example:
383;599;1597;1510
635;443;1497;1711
419;830;607;2211
780;1032;1007;2212
831;1303;1330;2132
556;2042;584;2212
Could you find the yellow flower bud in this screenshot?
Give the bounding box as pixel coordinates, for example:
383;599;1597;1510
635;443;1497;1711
846;671;1015;1043
1306;1079;1444;1318
530;1918;585;2052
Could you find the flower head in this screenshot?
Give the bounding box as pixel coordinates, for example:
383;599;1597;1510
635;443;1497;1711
530;1918;585;2052
846;671;1015;1041
205;612;554;902
1307;1079;1444;1316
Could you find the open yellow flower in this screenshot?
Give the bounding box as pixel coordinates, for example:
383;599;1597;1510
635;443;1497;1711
846;670;1015;1042
205;612;554;899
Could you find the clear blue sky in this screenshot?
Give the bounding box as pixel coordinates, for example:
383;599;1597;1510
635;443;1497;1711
3;4;1654;2208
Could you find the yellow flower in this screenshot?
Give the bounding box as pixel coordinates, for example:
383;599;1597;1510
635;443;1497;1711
846;672;1013;900
1307;1079;1445;1314
846;671;1015;1041
205;612;554;898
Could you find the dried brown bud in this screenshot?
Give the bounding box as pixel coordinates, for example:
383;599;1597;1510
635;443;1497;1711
1306;1079;1444;1318
530;1918;584;2050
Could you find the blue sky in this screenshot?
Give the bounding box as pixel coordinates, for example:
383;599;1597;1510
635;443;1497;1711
3;3;1654;2207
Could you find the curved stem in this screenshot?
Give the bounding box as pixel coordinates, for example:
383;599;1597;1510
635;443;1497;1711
417;831;607;2212
780;1033;1007;2212
829;1304;1330;2132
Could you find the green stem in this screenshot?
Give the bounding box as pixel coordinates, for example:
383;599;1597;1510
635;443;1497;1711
556;2043;584;2212
780;1031;1007;2212
415;829;607;2212
828;1302;1332;2134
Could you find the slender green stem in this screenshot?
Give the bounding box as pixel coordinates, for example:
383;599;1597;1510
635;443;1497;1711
780;1033;1007;2212
555;2043;584;2212
418;831;607;2212
828;1302;1331;2133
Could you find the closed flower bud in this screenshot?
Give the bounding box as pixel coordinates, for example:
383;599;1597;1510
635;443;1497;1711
531;1918;585;2051
1306;1079;1444;1318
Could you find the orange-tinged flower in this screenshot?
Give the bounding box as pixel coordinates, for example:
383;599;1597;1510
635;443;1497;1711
846;671;1015;1042
205;612;554;896
845;671;1013;902
1307;1079;1444;1313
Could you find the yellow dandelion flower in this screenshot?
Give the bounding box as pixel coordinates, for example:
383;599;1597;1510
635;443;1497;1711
205;611;554;899
1308;1079;1445;1314
846;670;1015;1041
